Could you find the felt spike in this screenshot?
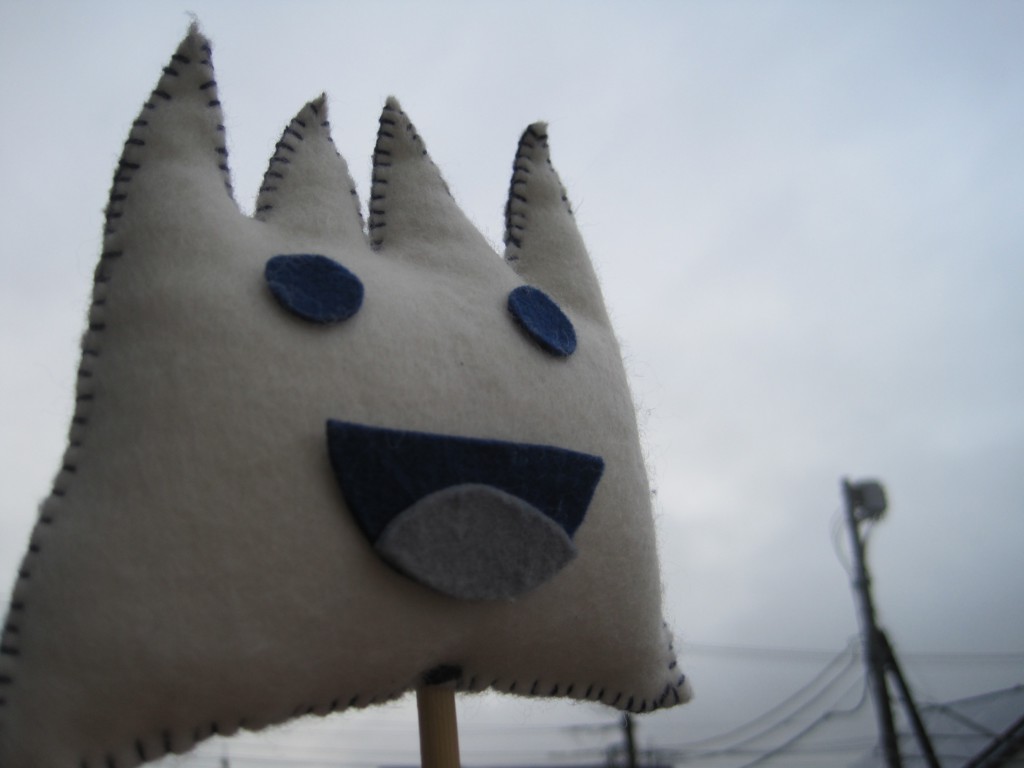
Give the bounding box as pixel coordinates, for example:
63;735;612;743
102;21;239;263
368;97;491;255
503;124;609;325
254;95;365;244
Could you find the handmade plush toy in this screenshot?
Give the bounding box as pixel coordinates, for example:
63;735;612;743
0;24;690;767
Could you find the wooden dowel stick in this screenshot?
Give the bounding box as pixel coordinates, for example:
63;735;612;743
416;684;461;768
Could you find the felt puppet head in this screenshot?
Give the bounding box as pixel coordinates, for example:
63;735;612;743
0;23;690;767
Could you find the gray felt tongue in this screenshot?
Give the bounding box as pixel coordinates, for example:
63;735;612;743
374;483;578;601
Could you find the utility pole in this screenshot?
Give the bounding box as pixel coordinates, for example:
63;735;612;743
842;478;903;768
622;713;638;768
878;631;941;768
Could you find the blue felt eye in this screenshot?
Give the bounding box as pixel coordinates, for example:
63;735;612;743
265;254;364;324
507;285;576;357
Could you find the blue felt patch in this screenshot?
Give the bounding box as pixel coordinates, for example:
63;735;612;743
265;254;363;324
507;285;576;357
326;420;603;543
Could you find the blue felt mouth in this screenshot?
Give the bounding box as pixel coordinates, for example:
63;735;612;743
326;421;604;600
326;420;604;543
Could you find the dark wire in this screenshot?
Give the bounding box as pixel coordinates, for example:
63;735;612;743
831;505;853;575
659;640;859;753
728;671;870;768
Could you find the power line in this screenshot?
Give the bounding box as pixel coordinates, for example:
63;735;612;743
658;647;866;762
729;674;870;768
648;673;869;767
831;506;853;575
683;641;848;662
899;650;1024;664
661;641;859;751
684;640;1024;664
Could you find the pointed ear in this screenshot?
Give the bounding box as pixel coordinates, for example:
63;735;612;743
254;95;366;246
102;22;240;273
368;98;492;260
503;124;610;326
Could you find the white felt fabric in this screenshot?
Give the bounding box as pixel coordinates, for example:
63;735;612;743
0;24;690;768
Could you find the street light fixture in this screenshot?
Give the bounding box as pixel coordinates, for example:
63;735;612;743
847;480;888;521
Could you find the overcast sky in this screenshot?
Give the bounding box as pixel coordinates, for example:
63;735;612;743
1;2;1022;766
